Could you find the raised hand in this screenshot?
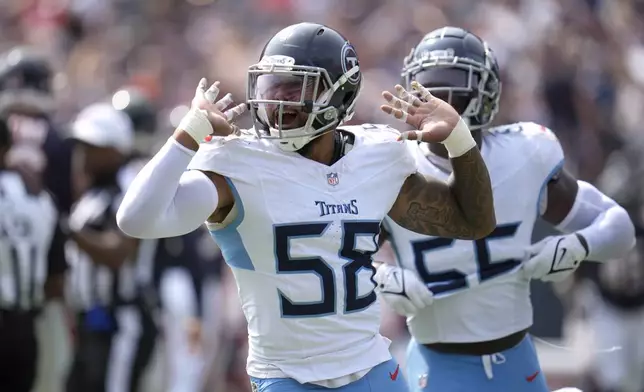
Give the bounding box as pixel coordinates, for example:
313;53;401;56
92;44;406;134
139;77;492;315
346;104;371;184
192;78;247;139
381;81;461;143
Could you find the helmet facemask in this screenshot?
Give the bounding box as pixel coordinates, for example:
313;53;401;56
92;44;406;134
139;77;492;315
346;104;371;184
0;89;55;116
247;57;358;152
402;48;500;130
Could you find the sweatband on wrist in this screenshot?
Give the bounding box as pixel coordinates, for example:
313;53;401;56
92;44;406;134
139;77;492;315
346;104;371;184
178;108;213;143
442;118;477;158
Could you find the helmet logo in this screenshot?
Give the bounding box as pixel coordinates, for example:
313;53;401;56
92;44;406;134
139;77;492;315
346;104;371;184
259;55;295;67
277;26;295;42
420;48;455;60
341;43;361;85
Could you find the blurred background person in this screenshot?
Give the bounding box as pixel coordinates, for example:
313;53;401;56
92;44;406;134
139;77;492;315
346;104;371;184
0;114;67;392
154;229;226;392
0;45;76;392
0;46;74;215
63;103;157;392
572;148;644;392
111;87;228;392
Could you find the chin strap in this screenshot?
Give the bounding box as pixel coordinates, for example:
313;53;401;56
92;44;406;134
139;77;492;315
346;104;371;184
298;130;354;164
329;130;354;165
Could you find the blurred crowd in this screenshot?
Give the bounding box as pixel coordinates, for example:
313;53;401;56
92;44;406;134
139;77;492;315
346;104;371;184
4;0;644;180
3;0;644;391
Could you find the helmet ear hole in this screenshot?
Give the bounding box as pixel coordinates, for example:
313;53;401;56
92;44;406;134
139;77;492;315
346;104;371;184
342;90;356;107
337;88;358;121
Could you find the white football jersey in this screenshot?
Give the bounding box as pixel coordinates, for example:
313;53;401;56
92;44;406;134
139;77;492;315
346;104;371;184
188;124;416;384
384;122;565;344
0;171;58;310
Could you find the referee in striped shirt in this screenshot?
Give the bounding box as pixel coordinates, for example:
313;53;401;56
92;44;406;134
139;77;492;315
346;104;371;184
0;116;67;392
64;103;157;392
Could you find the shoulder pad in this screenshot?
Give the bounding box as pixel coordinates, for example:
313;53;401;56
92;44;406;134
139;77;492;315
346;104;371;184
196;133;253;153
488;122;559;141
188;132;262;180
487;120;564;171
511;122;564;178
343;123;403;143
517;122;559;140
359;123;401;134
487;123;524;135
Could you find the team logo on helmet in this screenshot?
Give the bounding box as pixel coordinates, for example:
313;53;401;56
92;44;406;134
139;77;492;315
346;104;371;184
277;26;295;42
341;43;361;85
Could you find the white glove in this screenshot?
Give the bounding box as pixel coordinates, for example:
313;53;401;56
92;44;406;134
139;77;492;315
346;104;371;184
374;264;434;316
522;234;589;282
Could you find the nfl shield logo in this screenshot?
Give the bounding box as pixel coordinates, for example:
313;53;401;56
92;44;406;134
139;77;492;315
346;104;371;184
418;374;428;388
327;172;339;186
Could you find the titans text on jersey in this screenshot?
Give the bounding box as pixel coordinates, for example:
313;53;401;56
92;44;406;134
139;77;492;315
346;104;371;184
315;199;360;217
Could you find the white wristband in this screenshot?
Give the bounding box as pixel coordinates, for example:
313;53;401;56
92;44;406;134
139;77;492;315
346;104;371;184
178;108;213;143
441;118;477;158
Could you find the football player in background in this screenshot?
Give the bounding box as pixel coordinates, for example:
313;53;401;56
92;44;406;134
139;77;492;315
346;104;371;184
584;238;644;392
374;27;635;392
0;46;74;215
116;22;496;392
113;89;227;392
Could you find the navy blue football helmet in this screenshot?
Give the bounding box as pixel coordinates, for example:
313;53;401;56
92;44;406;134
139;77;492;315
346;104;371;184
402;27;501;130
0;47;54;116
247;23;362;151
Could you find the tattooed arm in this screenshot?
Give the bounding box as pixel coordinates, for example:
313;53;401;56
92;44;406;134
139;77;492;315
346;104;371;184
388;147;496;240
379;82;495;238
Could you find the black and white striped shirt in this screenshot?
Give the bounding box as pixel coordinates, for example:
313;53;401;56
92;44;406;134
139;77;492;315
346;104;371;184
65;166;158;311
0;170;65;311
65;186;133;309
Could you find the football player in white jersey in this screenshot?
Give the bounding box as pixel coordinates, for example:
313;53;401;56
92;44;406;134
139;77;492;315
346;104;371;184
115;22;498;392
373;26;636;392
